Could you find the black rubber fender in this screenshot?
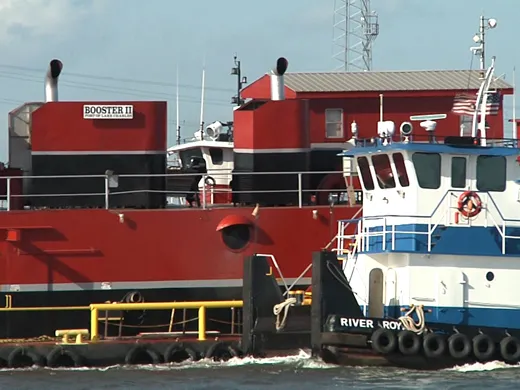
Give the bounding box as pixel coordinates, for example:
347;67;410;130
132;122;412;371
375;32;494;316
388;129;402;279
472;334;495;362
499;336;520;363
447;333;472;359
422;332;446;359
163;342;198;363
370;328;397;354
46;346;86;368
7;347;45;368
397;330;421;356
204;342;239;361
124;345;162;365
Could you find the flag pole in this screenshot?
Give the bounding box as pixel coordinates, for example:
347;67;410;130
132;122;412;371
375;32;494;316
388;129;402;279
513;66;517;146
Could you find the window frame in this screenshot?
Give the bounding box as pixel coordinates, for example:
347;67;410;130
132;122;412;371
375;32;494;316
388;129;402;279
371;154;397;189
411;152;441;190
356;156;375;191
325;108;344;139
450;156;467;189
476;155;506;192
391;152;410;188
209;148;224;166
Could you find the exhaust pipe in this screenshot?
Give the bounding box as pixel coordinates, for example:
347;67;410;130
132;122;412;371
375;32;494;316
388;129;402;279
270;57;288;101
45;59;63;102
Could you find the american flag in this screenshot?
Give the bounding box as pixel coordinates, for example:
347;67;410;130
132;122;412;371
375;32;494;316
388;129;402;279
451;92;501;116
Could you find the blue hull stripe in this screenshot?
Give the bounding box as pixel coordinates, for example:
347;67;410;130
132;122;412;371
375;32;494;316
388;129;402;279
360;305;520;330
362;224;520;256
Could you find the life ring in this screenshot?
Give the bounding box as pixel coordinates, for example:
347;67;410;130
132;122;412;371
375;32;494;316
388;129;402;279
457;191;482;218
7;347;45;368
124;345;162;365
370;328;397;354
447;333;472;359
499;336;520;363
422;332;446;359
397;330;421;356
472;334;495;361
163;342;198;363
204;342;239;361
46;346;86;368
205;176;216;187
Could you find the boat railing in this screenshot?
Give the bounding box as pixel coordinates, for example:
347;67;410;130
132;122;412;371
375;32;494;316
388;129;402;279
483;193;520;254
336;190;520;254
0;170;363;211
347;135;520;149
0;297;243;342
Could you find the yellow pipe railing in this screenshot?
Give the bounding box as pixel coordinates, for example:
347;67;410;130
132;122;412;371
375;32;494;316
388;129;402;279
89;300;243;341
0;306;88;311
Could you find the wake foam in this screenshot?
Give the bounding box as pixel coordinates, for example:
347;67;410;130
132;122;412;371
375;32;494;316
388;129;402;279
0;349;338;372
446;360;520;372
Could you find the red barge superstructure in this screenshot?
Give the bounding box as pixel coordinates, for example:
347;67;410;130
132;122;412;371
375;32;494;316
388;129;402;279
0;57;512;339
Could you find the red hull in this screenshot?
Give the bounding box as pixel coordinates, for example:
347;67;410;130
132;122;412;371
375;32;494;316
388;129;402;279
0;205;360;287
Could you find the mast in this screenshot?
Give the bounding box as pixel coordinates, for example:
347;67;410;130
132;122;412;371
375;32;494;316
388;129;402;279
176;66;181;145
470;57;496;146
230;54;247;106
199;60;206;140
513;66;517;146
470;15;498;71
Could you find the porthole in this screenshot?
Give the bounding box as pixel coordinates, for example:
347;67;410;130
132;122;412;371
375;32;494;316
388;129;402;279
486;271;494;282
221;224;251;251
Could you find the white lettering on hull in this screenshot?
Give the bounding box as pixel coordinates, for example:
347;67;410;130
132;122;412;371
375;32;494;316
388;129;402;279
339;317;403;330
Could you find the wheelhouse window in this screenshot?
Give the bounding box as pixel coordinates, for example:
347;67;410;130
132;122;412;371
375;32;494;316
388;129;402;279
179;148;203;168
459;116;472;136
325;108;343;138
451;157;467;188
392;153;409;187
356;156;374;190
209;148;223;165
412;152;441;189
372;154;396;189
476;155;506;192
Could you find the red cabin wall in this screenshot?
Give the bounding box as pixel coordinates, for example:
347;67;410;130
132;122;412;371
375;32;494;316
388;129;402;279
233;100;309;151
307;95;505;144
31;101;167;153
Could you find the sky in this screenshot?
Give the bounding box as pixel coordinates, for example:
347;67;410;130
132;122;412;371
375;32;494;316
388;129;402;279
0;0;518;160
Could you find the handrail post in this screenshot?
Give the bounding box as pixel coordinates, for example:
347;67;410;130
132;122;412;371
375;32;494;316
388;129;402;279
6;177;10;211
198;306;206;341
297;173;302;208
502;220;506;254
90;307;99;341
202;174;207;210
104;175;109;209
382;218;386;251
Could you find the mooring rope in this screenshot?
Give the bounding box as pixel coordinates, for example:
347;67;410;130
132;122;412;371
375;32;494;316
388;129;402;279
273;297;297;331
398;304;426;334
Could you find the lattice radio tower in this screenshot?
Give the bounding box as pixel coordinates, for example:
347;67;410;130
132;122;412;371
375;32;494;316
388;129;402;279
333;0;379;72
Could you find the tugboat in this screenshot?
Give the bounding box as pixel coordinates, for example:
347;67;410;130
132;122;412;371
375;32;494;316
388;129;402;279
320;55;520;368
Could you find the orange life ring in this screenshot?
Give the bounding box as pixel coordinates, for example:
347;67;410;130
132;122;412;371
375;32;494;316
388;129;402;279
457;191;482;218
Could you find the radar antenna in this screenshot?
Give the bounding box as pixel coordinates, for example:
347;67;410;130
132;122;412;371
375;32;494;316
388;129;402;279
332;0;379;72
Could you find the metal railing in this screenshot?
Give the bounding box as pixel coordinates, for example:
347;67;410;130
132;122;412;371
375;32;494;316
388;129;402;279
89;300;243;341
0;296;243;343
349;136;520;149
336;190;520;255
0;170;362;211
